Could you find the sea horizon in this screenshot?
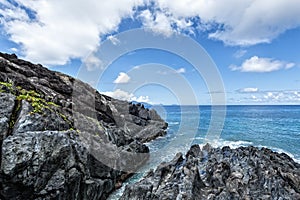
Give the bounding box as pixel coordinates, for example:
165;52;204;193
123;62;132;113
149;105;300;162
109;104;300;199
152;104;300;106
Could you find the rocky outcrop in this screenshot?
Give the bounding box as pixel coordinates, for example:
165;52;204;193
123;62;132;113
0;53;167;199
121;144;300;200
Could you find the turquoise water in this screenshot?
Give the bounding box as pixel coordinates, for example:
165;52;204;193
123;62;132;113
161;105;300;160
108;105;300;199
145;105;300;164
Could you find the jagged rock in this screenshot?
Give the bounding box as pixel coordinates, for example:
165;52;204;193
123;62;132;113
13;100;70;133
121;144;300;200
0;53;168;199
0;93;15;143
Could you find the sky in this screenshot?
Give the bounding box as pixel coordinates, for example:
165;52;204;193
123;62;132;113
0;0;300;105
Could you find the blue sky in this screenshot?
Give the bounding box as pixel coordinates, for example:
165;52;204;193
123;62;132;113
1;0;300;105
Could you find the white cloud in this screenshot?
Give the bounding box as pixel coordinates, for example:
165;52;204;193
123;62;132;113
230;56;295;72
233;49;247;58
174;18;193;31
0;0;143;65
237;87;259;93
107;35;120;45
154;0;300;46
132;65;141;70
157;67;186;75
113;72;131;83
261;91;300;102
84;53;103;71
237;90;300;104
139;9;174;37
138;8;195;37
1;0;300;65
286;63;296;69
176;67;186;74
0;2;30;21
131;95;150;103
9;47;18;52
102;89;133;101
102;89;150;103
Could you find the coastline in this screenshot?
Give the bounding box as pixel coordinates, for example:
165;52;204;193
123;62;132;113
0;53;167;199
0;53;299;199
120;144;300;199
109;139;300;199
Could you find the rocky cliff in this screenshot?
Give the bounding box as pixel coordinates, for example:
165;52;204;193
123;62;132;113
2;52;300;200
121;144;300;199
0;53;167;199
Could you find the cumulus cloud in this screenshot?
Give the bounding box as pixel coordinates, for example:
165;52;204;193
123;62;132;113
84;53;103;71
237;90;300;104
262;91;300;103
113;72;131;84
230;56;295;72
102;89;150;103
175;67;186;74
131;95;150;103
1;0;300;65
138;7;196;37
139;9;174;37
154;0;300;45
102;89;132;101
237;87;259;93
107;35;120;45
0;0;143;65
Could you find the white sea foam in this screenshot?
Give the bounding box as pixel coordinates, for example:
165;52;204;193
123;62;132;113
200;139;253;149
198;139;300;164
194;136;205;140
168;121;180;125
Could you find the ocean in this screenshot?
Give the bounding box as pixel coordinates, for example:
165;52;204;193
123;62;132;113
109;105;300;199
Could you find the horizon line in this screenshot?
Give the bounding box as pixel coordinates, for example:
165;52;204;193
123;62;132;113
148;104;300;106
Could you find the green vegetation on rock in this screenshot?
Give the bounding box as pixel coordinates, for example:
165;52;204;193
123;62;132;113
0;80;14;94
0;81;59;114
0;80;75;130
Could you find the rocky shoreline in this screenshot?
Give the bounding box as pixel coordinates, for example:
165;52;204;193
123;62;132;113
121;144;300;199
0;53;167;199
1;53;300;200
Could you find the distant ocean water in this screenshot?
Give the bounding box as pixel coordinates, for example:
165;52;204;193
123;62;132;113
109;105;300;199
146;105;300;163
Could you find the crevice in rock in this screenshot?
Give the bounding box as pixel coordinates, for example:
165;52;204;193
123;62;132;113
0;141;3;170
0;179;34;200
0;99;21;169
7;99;21;137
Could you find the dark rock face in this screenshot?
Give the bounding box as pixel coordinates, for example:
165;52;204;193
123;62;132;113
121;144;300;200
0;53;167;199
